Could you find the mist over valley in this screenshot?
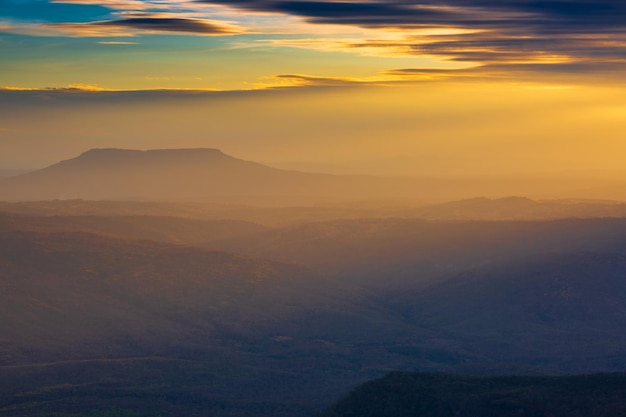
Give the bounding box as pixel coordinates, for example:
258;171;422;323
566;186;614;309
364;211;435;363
2;149;626;416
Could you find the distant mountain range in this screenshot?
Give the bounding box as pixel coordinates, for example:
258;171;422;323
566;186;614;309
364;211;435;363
5;213;626;373
2;148;624;203
413;196;626;221
5;205;626;415
5;195;626;227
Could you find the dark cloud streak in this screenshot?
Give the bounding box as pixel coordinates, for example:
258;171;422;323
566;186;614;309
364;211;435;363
97;17;238;34
45;17;240;36
202;0;626;29
201;0;626;77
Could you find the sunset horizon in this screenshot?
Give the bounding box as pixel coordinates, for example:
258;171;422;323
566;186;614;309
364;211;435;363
2;0;626;179
3;4;626;416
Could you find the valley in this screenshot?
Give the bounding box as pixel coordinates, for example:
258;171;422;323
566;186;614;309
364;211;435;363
2;149;626;416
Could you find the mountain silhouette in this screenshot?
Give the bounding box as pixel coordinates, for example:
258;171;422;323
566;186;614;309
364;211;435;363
0;148;417;203
0;148;315;202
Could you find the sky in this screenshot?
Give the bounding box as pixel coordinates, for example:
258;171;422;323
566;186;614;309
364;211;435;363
1;0;626;176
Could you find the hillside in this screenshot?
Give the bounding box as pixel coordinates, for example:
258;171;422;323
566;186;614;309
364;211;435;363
5;197;626;227
321;372;626;417
0;230;332;365
5;206;626;415
213;217;626;289
0;230;414;416
380;250;626;371
7;212;626;289
0;213;265;245
413;196;626;221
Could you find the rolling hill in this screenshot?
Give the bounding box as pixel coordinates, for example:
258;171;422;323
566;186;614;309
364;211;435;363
412;196;626;221
0;230;332;365
0;213;265;245
0;229;415;416
211;217;626;289
5;199;626;415
379;250;626;372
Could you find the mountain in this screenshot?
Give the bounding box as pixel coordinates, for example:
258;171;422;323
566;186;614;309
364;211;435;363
0;148;411;203
0;229;411;417
0;169;30;178
6;195;626;416
0;213;266;245
0;230;333;365
5;196;626;228
321;372;626;417
383;250;626;371
6;215;626;415
212;217;626;289
413;196;626;221
1;148;620;203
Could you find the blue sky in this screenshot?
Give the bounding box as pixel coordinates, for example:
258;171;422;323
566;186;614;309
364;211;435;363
2;0;626;90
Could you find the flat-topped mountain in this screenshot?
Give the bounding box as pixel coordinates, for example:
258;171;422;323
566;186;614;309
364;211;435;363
0;148;337;202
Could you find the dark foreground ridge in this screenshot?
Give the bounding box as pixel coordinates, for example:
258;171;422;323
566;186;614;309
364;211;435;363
321;371;626;417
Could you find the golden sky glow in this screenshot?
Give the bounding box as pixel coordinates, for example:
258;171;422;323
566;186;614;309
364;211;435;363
1;1;626;178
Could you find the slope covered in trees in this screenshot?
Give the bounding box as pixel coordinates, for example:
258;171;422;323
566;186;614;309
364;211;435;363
5;199;626;416
321;372;626;417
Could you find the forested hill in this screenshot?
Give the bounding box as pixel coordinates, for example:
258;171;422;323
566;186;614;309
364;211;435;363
321;372;626;417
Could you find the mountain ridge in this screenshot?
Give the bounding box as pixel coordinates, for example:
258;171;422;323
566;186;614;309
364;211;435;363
20;147;266;176
0;147;332;202
321;371;626;417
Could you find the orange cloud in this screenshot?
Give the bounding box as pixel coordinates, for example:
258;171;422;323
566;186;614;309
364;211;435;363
44;17;242;37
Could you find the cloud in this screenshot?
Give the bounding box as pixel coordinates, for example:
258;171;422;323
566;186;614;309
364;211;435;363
387;60;626;85
259;37;419;57
201;0;626;30
102;17;239;34
97;41;139;44
51;0;167;10
271;74;363;86
198;0;626;75
44;16;242;36
0;84;110;92
6;0;626;80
